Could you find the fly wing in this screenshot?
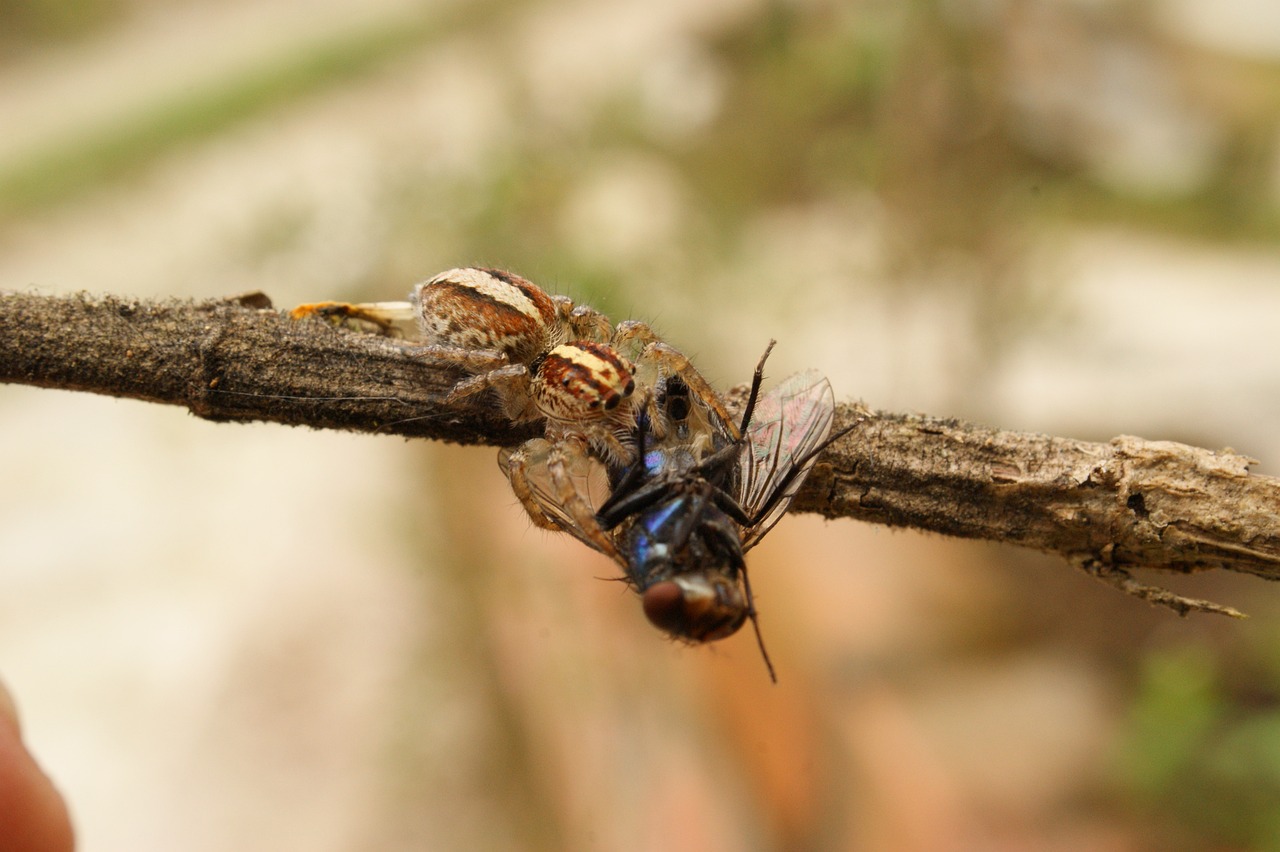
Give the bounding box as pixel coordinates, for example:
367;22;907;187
497;445;620;561
736;370;835;550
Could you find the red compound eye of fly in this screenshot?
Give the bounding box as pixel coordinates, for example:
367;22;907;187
641;576;750;642
641;582;688;636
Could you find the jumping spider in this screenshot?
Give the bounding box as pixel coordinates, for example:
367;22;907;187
294;268;852;678
293;267;641;457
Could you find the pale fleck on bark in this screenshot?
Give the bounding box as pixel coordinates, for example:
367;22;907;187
3;289;1276;617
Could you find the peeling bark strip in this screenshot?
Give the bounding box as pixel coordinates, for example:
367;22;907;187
3;290;1277;615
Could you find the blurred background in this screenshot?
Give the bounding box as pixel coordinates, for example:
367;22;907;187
3;0;1280;849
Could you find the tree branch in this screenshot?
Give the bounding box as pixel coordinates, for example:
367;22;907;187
0;289;540;446
4;289;1276;615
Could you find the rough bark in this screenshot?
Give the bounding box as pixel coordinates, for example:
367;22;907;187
0;289;539;445
3;289;1276;616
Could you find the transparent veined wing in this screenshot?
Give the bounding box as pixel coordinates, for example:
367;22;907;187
736;370;836;550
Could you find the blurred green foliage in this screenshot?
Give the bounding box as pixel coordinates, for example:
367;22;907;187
6;1;1279;273
1118;639;1280;850
0;0;124;58
0;9;447;218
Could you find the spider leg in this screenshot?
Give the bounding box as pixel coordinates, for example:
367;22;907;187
498;440;568;532
610;320;667;387
590;409;641;465
609;319;662;353
446;364;539;421
411;343;509;371
552;295;614;344
610;322;713;442
635;339;740;442
546;437;621;560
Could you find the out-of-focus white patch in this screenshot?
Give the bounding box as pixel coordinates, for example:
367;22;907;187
1006;13;1221;197
636;38;727;141
558;153;688;268
1155;0;1280;59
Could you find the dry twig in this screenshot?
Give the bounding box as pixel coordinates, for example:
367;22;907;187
3;289;1276;616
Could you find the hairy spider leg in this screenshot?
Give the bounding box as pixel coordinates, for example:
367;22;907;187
545;436;622;559
444;363;540;421
550;295;614;345
500;439;569;532
611;322;741;442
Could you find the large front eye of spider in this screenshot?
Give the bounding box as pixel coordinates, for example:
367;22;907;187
642;575;749;642
533;341;635;421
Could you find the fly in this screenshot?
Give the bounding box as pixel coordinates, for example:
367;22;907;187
503;341;855;681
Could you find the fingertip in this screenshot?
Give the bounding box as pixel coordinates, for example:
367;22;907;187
0;682;75;852
0;677;21;736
